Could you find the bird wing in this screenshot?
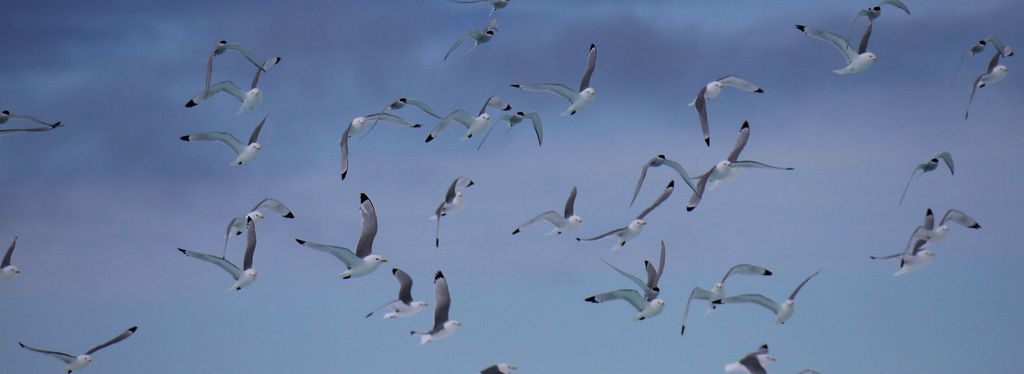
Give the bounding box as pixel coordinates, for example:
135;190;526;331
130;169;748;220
636;180;674;220
85;326;138;355
686;170;712;212
339;123;352;180
2;237;15;268
693;87;710;146
355;193;378;258
731;160;794;170
431;271;451;333
717;76;764;93
17;343;75;364
510;83;577;104
577;227;627;241
242;219;257;270
253;198;294;218
660;159;701;196
796;24;857;63
717;294;780;314
881;0;911;14
182;131;244;155
727;121;750;162
394;268;415;304
585;289;646;312
295;239;360;269
524;112;543;146
403;98;444;118
858;20;873;55
248;116;267;145
177;248;241;280
563;185;577;218
935;151;954;175
579;43;597;91
630;157;657;208
721;264;772;284
788;270;821;301
513;211;565;234
941;209;981;229
602;260;649;295
680;287;712;335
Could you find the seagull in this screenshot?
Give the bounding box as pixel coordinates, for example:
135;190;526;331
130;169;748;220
687;121;794;212
203;40;278;99
0;121;63;135
365;268;429;319
477;111;543;149
186;56;280;113
725;344;776;374
631;154;701;207
432;177;475;247
871;226;934;276
511;186;582;235
511;43;597;116
602;241;667;302
366;97;443;136
341;113;423;180
19;326;138;374
451;0;510;15
295;193;389;279
577;180;673;251
222;198;295;256
714;270;821;325
584;289;666;321
687;76;764;146
680;264;773;335
965;51;1009;120
0;110;59;127
444;19;499;62
425;96;510;143
910;208;981;244
795;21;877;75
1;237;21;281
178;218;259;291
480;363;518;374
411;271;461;344
180;115;266;166
848;0;911;38
898;151;954;205
951;39;989;86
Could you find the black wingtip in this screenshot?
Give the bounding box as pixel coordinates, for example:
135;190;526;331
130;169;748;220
284;212;295;219
570;110;576;115
667;180;675;188
584;296;598;303
510;84;521;88
392;268;399;275
425;134;434;143
360;193;370;203
754;88;764;93
970;223;981;229
711;299;723;305
435;238;440;247
467;133;473;139
246;216;254;224
128;326;138;333
179;135;190;141
295;239;306;245
680;326;686;335
686;206;696;212
512;228;520;235
575;237;582;241
412;124;422;128
869;256;879;260
763;269;773;276
18;342;26;348
795;25;806;32
177;248;187;254
409;330;417;335
926;208;933;216
51;121;62;128
590;43;596;50
341;171;348;180
435;270;445;280
741;121;749;129
185;100;198;108
503;104;512;111
704;137;710;146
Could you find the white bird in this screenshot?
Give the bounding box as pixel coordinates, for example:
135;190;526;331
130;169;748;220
341;113;423;180
451;0;510;15
714;270;821;325
425;96;510;144
178;218;259;291
795;21;877;75
871;226;934;277
365;268;429;319
480;363;518;374
222;198;295;256
910;208;981;244
186;56;280;113
477;111;543;149
511;43;597;116
19;326;137;374
687;76;764;146
898;151;954;205
585;289;666;321
848;0;911;38
180;115;266;166
295;193;389;279
603;241;668;302
687;121;794;211
680;264;773;335
444;19;499;62
577;180;674;251
366;97;442;136
966;51;1009;120
511;186;582;236
725;344;776;374
951;39;990;86
631;154;701;207
1;237;21;281
411;271;461;344
0;110;59;127
432;177;475;247
203;40;277;99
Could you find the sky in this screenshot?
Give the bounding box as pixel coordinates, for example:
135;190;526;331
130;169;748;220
1;0;1022;372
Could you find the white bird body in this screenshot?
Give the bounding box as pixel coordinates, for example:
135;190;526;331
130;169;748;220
835;52;878;75
563;88;596;116
231;269;257;291
979;66;1009;87
636;299;666;320
774;300;795;324
0;238;19;281
231;143;261;165
65;355;92;372
894;250;934;276
462;114;491;140
434;193;465;218
547;216;583;235
340;255;387;279
511;43;598;116
0;265;19;281
383;301;429;319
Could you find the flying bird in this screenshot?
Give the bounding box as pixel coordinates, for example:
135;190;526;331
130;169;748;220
511;43;597;115
511;186;583;235
295;193;389;279
222;198;294;256
714;270;821;325
444;19;499;62
366;97;442;136
910;208;981;244
1;237;21;281
477;111;544;149
951;39;990;86
631;154;700;207
341;113;422;180
584;289;666;321
178;218;259;291
795;21;877;75
577;180;673;251
18;326;138;374
425;96;510;144
898;151;954;205
186;56;280;113
680;264;773;335
432;177;475;247
602;241;667;302
480;363;518;374
451;0;510;15
688;76;764;146
687;121;794;211
965;51;1009;120
180;115;266;166
411;271;461;344
872;208;980;275
365;268;429;319
203;40;278;99
848;0;911;38
725;344;776;374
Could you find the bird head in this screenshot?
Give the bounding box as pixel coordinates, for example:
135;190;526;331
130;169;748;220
248;143;262;151
351;116;367;127
368;255;388;263
582;87;596;97
244;269;258;278
480;113;492;121
412;301;429;308
568;215;583;224
247;211;266;221
866;52;878;61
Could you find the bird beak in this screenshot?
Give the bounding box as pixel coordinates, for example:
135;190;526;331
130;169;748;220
382;259;389;262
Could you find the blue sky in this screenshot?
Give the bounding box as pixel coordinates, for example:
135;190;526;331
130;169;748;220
1;0;1022;372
